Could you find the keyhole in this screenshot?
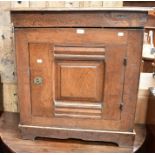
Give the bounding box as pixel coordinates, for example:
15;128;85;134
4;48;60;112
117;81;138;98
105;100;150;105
33;77;43;85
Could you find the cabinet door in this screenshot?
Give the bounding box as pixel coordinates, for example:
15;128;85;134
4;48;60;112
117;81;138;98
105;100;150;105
54;45;105;119
53;44;125;121
16;28;128;130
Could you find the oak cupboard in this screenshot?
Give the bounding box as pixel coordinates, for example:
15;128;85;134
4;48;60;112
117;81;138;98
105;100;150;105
11;8;148;148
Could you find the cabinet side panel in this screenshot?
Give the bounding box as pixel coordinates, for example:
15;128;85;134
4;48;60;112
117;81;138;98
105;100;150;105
103;45;127;120
121;29;144;131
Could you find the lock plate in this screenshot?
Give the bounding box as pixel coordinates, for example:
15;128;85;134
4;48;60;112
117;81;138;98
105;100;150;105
33;76;43;85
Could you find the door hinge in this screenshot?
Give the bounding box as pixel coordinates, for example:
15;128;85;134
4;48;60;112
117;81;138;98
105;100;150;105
120;103;124;111
123;57;127;66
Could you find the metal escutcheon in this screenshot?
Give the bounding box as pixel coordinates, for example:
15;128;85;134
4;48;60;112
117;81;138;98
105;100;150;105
33;76;43;85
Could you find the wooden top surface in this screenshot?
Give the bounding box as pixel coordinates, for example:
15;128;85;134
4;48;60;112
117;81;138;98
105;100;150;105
11;9;148;28
0;112;146;153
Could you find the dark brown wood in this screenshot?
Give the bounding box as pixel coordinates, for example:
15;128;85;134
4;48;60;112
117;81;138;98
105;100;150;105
0;112;146;153
11;10;148;28
142;59;154;73
146;88;155;125
123;1;155;7
123;1;155;28
12;10;148;148
120;30;143;131
144;10;155;28
146;88;155;152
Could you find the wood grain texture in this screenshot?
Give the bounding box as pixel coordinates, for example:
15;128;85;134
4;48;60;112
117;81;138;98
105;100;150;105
11;11;148;28
144;10;155;28
0;2;152;132
120;30;144;131
15;28;125;130
14;30;31;123
123;1;155;7
55;61;104;101
12;10;147;147
0;112;146;153
29;43;53;117
5;79;150;117
0;1;126;113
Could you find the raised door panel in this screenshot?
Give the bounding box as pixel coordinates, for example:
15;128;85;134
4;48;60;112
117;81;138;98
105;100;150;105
52;44;126;121
55;61;104;102
54;61;104;119
54;45;105;119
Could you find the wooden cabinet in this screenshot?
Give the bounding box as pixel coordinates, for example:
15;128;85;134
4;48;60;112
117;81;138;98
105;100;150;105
11;9;148;148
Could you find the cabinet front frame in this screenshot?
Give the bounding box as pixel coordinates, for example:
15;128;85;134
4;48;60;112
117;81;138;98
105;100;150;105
15;28;143;133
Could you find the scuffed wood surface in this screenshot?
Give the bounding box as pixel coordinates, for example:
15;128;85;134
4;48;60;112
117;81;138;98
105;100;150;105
11;11;148;28
0;1;123;112
1;1;153;126
0;0;123;83
0;112;146;153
